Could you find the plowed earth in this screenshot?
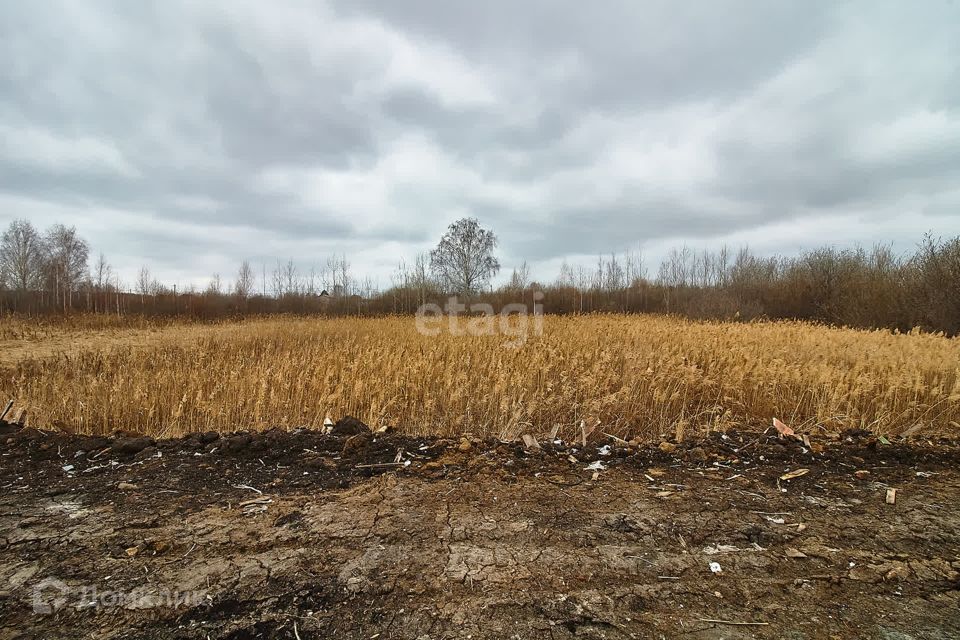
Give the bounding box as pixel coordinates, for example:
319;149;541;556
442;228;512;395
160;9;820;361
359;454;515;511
1;424;959;639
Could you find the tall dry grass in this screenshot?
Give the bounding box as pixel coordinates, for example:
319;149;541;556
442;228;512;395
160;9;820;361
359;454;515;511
2;315;958;440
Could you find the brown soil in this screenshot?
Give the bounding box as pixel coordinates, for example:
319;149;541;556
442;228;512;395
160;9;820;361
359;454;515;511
1;424;959;639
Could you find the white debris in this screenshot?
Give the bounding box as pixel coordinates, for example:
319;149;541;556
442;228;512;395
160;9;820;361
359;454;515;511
709;562;723;574
585;461;607;471
598;445;612;456
703;544;740;555
61;465;74;472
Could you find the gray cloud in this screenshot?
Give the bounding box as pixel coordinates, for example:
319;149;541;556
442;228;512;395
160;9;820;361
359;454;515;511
0;0;958;288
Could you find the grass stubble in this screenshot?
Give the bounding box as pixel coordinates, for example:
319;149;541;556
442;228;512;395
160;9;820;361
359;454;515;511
1;314;957;442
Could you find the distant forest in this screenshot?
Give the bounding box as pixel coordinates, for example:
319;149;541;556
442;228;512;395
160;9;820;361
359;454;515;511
1;218;958;336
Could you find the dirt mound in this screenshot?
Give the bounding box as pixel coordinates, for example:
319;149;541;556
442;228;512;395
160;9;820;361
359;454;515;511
2;427;959;638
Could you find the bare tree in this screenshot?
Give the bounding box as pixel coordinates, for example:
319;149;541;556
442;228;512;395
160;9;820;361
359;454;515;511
136;266;152;304
430;218;500;296
93;252;113;290
326;254;351;297
271;260;286;298
205;273;222;296
235;260;255;299
0;219;46;291
507;261;530;291
412;252;432;305
45;224;90;311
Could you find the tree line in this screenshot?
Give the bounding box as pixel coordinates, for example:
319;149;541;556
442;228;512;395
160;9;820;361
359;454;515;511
1;217;958;335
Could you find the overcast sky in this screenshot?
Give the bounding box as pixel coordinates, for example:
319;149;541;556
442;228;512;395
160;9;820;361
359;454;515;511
1;1;959;289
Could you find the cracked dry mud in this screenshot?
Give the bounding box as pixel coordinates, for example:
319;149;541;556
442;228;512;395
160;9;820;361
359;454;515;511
1;427;959;639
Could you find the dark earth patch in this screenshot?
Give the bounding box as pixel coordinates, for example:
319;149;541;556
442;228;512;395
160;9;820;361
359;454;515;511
1;424;959;638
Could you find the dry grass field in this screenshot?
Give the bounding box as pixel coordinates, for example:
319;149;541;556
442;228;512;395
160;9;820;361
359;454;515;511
1;314;958;440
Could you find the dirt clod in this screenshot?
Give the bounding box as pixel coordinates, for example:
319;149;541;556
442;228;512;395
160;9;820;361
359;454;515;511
109;436;154;455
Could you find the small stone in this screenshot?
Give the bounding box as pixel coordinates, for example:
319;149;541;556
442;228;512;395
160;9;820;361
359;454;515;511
658;442;677;453
687;446;709;462
854;470;870;479
884;563;911;581
117;481;138;490
125;546;139;557
458;439;472;452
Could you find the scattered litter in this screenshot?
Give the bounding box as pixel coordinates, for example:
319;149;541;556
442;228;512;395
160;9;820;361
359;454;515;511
598;444;612;456
61;465;74;472
548;424;561;441
773;417;796;439
854;470;870;479
779;468;810;481
764;516;785;524
697;618;768;627
239;497;272;507
231;484;263;494
585;461;607;471
703;544;740;555
878;436;891;445
117;482;138;490
580;418;599;446
521;434;541;450
709;562;723;574
915;471;938;478
240;496;273;516
602;432;629;446
703;543;765;555
886;488;898;504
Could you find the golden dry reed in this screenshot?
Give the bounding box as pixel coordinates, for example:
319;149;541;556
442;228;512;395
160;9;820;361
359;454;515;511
2;315;959;441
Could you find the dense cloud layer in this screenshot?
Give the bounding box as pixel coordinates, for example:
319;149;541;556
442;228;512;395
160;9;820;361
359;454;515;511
1;0;958;288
